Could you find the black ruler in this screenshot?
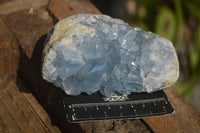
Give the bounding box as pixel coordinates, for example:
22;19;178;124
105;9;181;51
63;90;174;122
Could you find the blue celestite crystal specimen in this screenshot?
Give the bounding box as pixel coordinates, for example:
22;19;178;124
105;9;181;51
42;14;179;97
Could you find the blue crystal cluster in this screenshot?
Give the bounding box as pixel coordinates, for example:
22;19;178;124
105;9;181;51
42;14;179;97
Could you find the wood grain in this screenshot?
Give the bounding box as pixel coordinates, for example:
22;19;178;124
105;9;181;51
17;77;61;133
79;120;151;133
49;0;101;20
0;18;19;77
0;75;46;133
0;0;48;15
2;9;53;58
0;99;23;133
144;87;200;133
0;74;61;133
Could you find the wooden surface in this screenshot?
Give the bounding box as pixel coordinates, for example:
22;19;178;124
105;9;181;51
49;0;101;20
145;87;200;133
0;74;61;133
2;8;53;58
0;0;200;133
0;0;48;15
0;18;19;77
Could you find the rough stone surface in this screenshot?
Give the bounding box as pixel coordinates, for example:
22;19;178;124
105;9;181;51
42;14;179;97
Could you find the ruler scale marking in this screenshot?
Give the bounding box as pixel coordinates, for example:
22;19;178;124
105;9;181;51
63;90;174;122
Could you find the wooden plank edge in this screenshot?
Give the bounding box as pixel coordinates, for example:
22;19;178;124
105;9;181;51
143;87;200;133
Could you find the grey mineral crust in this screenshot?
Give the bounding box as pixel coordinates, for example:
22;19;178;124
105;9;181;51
42;14;179;97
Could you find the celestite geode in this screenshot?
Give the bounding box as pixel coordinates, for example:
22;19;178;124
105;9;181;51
42;14;179;97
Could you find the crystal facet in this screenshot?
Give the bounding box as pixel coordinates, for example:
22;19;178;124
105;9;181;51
42;14;179;97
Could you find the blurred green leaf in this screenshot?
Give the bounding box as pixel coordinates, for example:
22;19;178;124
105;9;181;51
190;48;200;71
185;1;200;21
174;0;184;50
189;25;200;71
155;6;176;41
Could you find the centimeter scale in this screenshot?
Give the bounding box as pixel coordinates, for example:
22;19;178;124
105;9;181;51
63;90;174;122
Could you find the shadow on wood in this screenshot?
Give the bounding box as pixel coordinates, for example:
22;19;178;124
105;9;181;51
17;35;84;132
